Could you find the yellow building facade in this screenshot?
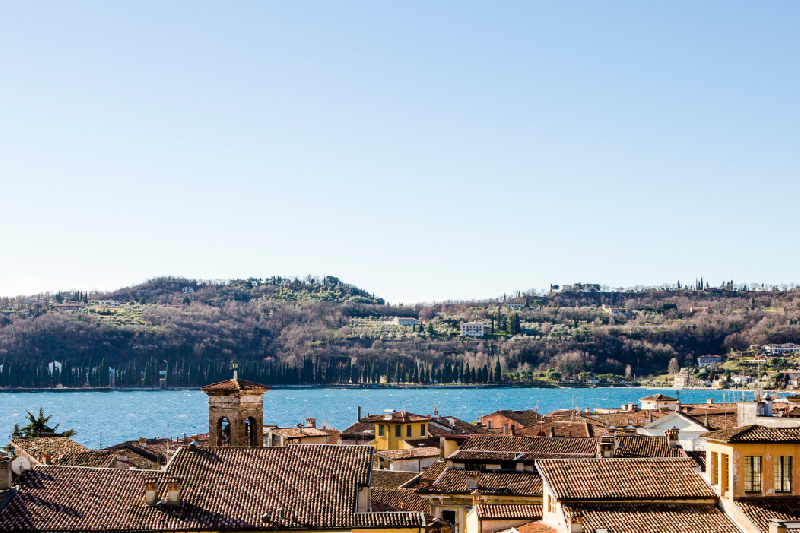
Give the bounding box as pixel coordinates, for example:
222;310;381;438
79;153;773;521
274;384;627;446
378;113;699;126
368;411;431;451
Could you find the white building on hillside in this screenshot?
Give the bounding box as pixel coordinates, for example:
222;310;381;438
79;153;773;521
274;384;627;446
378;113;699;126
461;323;487;337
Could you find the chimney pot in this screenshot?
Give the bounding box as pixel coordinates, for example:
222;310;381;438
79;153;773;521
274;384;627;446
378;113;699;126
0;458;12;491
166;478;181;506
306;418;317;429
769;520;789;533
144;478;159;506
41;453;52;465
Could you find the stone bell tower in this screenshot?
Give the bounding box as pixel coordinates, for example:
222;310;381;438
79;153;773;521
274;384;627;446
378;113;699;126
201;366;270;447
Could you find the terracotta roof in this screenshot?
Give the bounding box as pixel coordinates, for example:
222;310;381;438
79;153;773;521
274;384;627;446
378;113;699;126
473;504;542;520
416;467;542;496
429;416;490;436
514;523;558;533
10;437;89;463
702;425;800;443
689;411;738;430
686;450;706;472
365;411;431;423
517;420;596;438
271;427;331;438
371;470;420;489
340;420;375;439
200;378;270;394
480;410;543;427
401;460;447;489
563;503;740;533
593;410;667;428
0;445;424;531
611;436;687;458
639;394;677;402
459;435;598;455
735;498;800;533
448;450;594;463
537;458;714;501
376;447;440;460
372;488;431;513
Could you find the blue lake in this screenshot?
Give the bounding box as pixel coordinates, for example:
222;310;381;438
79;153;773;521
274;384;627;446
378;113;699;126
0;387;770;448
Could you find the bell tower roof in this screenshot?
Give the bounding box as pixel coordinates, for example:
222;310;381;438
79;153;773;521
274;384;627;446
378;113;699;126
202;378;270;396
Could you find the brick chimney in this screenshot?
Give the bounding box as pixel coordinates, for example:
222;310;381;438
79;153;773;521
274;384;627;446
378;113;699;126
306;418;317;429
0;458;12;490
41;452;52;465
166;478;181;506
665;426;680;448
144;477;159;506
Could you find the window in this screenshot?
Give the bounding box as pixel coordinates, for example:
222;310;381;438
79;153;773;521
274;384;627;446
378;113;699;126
548;495;556;514
744;456;762;493
775;456;792;493
721;454;729;494
378;425;384;437
395;425;401;438
441;510;456;526
407;425;412;437
421;424;426;436
487;421;493;429
710;452;718;485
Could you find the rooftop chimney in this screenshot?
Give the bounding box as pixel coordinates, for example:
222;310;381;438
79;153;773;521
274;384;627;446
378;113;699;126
384;409;393;421
707;398;714;404
547;427;555;438
665;426;680;448
0;458;12;491
357;406;362;421
471;490;482;506
465;474;479;491
144;478;159;506
769;520;789;533
306;418;317;429
166;478;181;506
569;509;584;533
597;436;615;458
41;452;52;465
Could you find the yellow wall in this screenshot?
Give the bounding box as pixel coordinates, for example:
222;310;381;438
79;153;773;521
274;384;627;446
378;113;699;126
706;441;800;499
373;422;428;451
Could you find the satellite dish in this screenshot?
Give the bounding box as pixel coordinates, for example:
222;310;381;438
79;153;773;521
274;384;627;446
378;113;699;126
12;455;31;475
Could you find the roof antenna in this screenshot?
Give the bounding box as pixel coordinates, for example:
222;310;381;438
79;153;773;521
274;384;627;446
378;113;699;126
232;360;239;381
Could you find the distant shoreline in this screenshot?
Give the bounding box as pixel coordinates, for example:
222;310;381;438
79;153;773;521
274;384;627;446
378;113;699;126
0;384;787;394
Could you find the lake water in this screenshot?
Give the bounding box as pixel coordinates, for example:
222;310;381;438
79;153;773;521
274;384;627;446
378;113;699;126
0;386;769;448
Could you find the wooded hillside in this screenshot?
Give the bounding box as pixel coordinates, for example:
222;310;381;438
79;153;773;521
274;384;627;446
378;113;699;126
1;277;799;388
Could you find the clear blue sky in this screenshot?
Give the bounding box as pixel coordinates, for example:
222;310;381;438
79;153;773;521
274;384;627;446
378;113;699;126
2;2;798;303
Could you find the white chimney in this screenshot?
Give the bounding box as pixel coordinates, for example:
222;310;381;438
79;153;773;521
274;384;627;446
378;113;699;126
145;478;159;506
167;478;181;506
306;418;317;429
665;426;680;448
384;409;393;421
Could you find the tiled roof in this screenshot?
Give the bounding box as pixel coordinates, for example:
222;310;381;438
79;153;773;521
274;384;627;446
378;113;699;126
473;504;542;520
376;447;440;460
639;394;678;402
702;425;800;443
429;416;490;436
563;503;740;533
686;450;706;472
689;412;738;430
612;436;687;458
416;467;542;496
516;421;590;439
593;410;666;428
735;498;800;533
271;427;332;438
372;488;431;513
401;460;447;489
340;420;375;438
0;445;424;531
365;412;430;423
481;410;543;427
537;458;714;501
200;378;270;394
10;437;89;463
448;450;594;463
371;470;420;489
514;523;558;533
459;435;598;455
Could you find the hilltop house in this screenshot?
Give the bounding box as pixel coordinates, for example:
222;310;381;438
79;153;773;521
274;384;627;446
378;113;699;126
461;324;488;337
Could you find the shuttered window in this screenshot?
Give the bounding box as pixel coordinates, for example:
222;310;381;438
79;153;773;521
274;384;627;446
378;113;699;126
744;456;762;493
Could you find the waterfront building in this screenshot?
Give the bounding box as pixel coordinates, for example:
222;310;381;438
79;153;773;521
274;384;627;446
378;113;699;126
478;410;542;432
639;393;679;411
202;373;269;447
